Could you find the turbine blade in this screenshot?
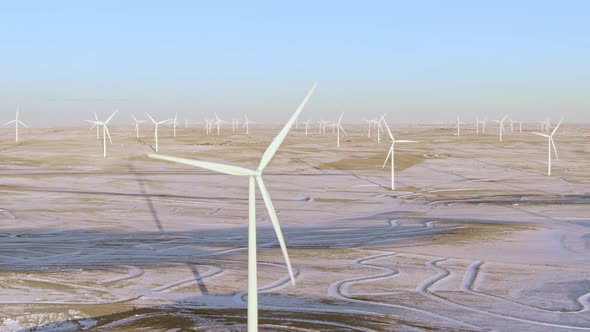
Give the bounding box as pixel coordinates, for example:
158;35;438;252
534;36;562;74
258;83;317;171
382;146;392;168
94;112;99;121
339;125;348;136
147;153;256;176
145;113;157;124
18;120;29;128
532;132;550;138
396;140;418;143
4;120;16;126
105;126;113;144
551;119;563;136
550;137;559;160
255;176;296;286
381;118;394;140
105;111;118;124
131;114;138;122
338;113;344;124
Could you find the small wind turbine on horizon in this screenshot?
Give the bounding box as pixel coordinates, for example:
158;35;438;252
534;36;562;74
148;83;317;332
381;118;418;190
4;108;29;142
131;114;145;140
243;114;255;135
302;120;311;136
455;116;464;137
170;113;181;137
91;111;117;158
85;112;101;140
330;113;347;148
494;115;509;142
214;114;225;136
532;119;562;176
146;113;171;152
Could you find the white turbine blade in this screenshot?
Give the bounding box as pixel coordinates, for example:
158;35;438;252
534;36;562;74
258;83;317;171
339;125;348;136
550;137;559;160
145;113;157;124
85;120;98;129
338;113;344;124
502;114;508;121
105;126;113;144
131;114;139;122
396;140;418;143
382;146;392;168
551;119;563;136
532;132;551;138
382;118;395;140
255;176;296;286
4;120;16;126
94;112;99;121
17;120;29;128
147;153;256;176
105;111;118;124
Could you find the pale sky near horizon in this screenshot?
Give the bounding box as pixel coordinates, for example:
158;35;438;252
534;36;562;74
0;1;588;126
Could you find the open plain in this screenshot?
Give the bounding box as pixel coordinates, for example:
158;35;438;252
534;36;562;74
0;123;589;331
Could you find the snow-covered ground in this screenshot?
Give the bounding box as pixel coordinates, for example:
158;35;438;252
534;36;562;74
0;124;589;331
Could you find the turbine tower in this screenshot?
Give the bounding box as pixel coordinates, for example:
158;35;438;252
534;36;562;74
131;114;145;140
148;83;317;331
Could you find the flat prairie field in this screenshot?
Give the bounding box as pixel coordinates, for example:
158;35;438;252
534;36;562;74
0;124;589;331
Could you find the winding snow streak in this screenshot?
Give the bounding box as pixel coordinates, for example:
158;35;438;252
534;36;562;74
328;252;485;331
100;266;143;284
422;259;590;330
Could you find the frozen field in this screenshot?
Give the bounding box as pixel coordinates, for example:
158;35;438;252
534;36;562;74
0;124;589;331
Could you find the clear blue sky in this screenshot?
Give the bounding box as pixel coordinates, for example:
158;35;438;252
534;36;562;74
0;1;588;126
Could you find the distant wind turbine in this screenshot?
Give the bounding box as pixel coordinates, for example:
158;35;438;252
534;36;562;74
170;113;181;137
4;108;29;142
131;114;145;140
214;114;226;136
381;118;418;190
330;113;347;148
91;111;117;158
148;83;317;331
494;115;509;142
532;119;562;176
146;113;171;152
455;116;465;137
243;114;255;135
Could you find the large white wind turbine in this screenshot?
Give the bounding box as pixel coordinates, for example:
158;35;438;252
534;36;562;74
148;83;317;331
4;108;29;142
146;113;171;152
494;115;509;142
381;118;417;190
532;119;562;176
131;114;145;140
330;113;347;148
91;111;117;158
243;114;255;135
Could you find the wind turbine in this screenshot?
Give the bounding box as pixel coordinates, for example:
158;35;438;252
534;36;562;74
91;111;117;158
4;108;29;142
170;113;181;137
381;118;417;190
494;115;509;142
85;112;101;139
330;113;347;148
362;117;372;138
214;114;226;136
454;116;465;137
131;114;145;140
148;83;317;331
243;114;255;135
532;119;562;176
146;113;171;152
302;120;311;136
232;118;241;132
374;115;385;144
